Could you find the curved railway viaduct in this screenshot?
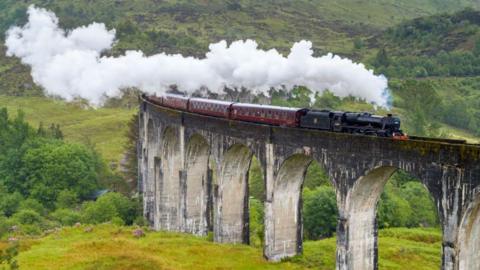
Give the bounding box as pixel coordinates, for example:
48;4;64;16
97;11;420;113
138;97;480;270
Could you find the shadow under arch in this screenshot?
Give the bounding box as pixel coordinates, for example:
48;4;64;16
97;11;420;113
214;144;256;244
184;134;210;236
458;192;480;269
156;126;182;231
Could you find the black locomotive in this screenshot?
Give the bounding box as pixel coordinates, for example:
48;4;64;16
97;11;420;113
300;110;405;138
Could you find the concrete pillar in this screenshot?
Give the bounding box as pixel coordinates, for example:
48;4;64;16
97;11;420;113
336;167;396;270
265;154;311;261
158;127;183;231
437;165;466;270
153;157;162;230
183;134;210;235
264;143;275;258
214;144;252;244
144;119;156;226
457;195;480;270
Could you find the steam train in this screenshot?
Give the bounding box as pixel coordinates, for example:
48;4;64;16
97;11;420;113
144;94;407;139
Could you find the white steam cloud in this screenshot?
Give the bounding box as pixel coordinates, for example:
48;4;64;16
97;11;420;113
6;6;390;107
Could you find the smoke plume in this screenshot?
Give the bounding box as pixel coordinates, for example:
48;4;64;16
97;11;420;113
6;6;390;107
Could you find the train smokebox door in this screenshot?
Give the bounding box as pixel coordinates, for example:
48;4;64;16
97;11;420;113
333;115;342;132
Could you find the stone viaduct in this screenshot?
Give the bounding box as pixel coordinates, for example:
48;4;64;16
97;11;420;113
138;97;480;270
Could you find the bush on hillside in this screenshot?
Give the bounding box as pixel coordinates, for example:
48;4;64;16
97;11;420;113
55;190;79;210
81;193;137;225
11;209;44;226
18;199;46;215
50;209;81;226
0;192;23;217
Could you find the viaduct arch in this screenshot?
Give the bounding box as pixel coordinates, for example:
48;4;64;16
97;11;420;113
138;98;480;270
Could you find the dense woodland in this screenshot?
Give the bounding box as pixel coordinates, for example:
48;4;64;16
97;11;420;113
0;109;144;240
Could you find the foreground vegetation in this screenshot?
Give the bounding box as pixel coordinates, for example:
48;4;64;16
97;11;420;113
0;107;142;243
0;225;441;270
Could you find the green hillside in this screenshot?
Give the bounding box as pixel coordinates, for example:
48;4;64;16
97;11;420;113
0;224;441;270
0;96;135;163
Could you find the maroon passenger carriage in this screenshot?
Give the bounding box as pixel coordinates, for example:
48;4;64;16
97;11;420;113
145;94;306;127
162;94;189;110
231;103;307;127
189;98;233;118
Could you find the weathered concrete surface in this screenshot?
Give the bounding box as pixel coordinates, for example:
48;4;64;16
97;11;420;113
341;166;396;270
458;193;480;270
184;134;210;235
158;127;182;231
265;154;312;261
214;144;252;243
139;98;480;270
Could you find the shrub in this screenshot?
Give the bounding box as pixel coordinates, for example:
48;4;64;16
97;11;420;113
111;216;125;226
19;198;45;215
96;193;137;225
50;209;81;226
80;192;138;225
18;224;43;236
133;216;148;227
11;209;43;225
0;192;23;217
81;200;118;224
55;190;79;209
0;215;10;238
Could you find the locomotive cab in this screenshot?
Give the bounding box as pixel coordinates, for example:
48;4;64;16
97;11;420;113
299;110;332;130
384;114;408;139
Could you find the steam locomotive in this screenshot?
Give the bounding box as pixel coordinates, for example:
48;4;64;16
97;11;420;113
144;94;407;139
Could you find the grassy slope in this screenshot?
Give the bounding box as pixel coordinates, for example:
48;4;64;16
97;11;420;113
0;225;441;270
0;96;135;163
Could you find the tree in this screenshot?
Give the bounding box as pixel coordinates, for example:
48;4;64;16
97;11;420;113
122;112;139;191
303;186;338;239
353;37;364;50
400;182;438;227
55;190;79;209
473;37;480;56
374;47;390;67
395;80;442;136
313;90;341;109
303;162;330;189
377;184;412;228
0;192;23;217
248;157;264;202
21;142;100;208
